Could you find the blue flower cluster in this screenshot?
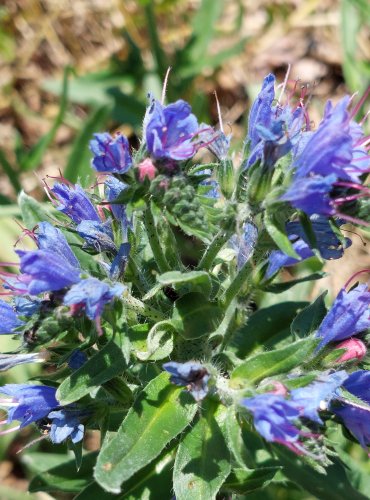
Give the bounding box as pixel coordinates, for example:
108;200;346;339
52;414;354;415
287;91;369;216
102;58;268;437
0;73;368;466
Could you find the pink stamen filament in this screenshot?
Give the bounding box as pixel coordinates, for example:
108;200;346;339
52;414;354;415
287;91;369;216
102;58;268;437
344;269;370;289
335;212;370;228
350;86;370;119
333;192;369;204
0;425;21;436
334;181;370;191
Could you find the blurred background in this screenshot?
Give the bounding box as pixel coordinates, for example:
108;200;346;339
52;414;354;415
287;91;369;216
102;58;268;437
0;0;369;497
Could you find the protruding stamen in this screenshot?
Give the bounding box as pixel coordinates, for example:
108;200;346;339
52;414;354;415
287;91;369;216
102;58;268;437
344;269;370;289
214;91;224;133
277;64;291;105
350;86;370;119
161;67;172;105
0;425;21;436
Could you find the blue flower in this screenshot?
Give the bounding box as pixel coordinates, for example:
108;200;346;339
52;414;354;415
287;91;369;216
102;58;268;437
163;361;210;401
15;249;81;295
245;74;304;168
68;350;88;370
265;216;351;278
230;222;258;269
0;300;23;334
63;278;125;320
286;216;351;260
198;124;231;160
0;384;58;428
330;370;370;449
14;297;40;318
247;74;276;151
145;99;199;160
90;133;132;173
316;284;370;350
105;176;127;220
266;239;314;279
48;409;85;444
0;353;45;372
109;243;131;280
51;183;100;224
290;371;348;424
37;222;80;269
280;175;337;216
242;394;304;453
293;97;353;181
76;220;116;254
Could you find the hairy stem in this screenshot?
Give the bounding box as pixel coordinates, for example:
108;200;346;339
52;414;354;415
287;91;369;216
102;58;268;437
144;205;170;274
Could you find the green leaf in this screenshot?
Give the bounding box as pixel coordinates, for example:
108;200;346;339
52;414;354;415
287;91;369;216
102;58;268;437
28;452;97;493
173;292;223;340
232;301;308;357
56;340;127;405
18;191;53;229
275;446;368;500
224;406;254;469
94;372;197;493
158;270;212;297
21;452;73;474
291;291;327;338
64;104;111;185
261;272;326;293
173;404;231;500
231;338;318;386
136;320;175;361
222;466;280;494
264;210;300;259
76;453;173;499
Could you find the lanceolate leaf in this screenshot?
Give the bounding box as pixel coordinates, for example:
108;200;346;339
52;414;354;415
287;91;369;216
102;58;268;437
94;372;197;493
56;341;128;405
291;291;328;338
19;191;53;229
29;452;98;493
173;404;231;500
232;301;308;356
173;292;223;340
222;466;280;494
275;446;368;500
231;338;318;386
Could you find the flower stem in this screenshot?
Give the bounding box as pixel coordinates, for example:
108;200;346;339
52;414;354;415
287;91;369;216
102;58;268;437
144;205;170;274
122;293;165;322
222;261;252;308
197;229;231;270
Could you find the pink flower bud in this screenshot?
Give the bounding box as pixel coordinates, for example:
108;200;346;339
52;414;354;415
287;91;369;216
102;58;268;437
137;158;157;182
335;338;367;363
268;381;288;397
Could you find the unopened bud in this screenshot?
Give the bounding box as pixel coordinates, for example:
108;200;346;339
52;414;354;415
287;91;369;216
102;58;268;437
265;381;288;397
335;338;367;363
137;158;157;182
